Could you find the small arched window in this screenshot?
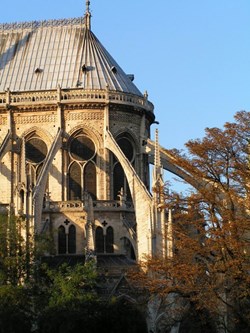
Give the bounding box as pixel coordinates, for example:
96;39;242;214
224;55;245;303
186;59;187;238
106;226;114;253
58;226;66;254
95;226;114;254
113;163;124;200
20;190;24;212
95;227;104;253
68;225;76;254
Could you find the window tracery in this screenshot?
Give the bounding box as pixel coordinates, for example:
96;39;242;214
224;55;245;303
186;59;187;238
58;223;76;254
68;133;97;200
95;226;114;254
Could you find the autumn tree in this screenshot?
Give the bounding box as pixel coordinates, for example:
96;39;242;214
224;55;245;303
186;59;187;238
135;111;250;333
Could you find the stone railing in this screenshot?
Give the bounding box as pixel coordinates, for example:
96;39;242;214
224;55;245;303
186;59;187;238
43;200;85;212
0;88;154;114
43;199;134;213
93;200;133;211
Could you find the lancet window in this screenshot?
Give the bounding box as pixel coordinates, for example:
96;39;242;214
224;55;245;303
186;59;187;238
95;226;114;254
68;133;97;200
58;224;76;254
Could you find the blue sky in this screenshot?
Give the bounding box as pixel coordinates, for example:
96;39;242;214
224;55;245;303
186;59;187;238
1;0;250;189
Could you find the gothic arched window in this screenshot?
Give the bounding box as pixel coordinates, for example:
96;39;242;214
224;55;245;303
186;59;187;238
95;227;104;253
20;190;24;212
68;225;76;254
84;162;96;199
106;226;114;253
25;135;48;190
113;163;124;200
58;226;66;254
68;134;97;200
58;224;76;254
95;226;114;254
26;137;47;164
117;137;134;161
69;162;81;200
70;135;95;161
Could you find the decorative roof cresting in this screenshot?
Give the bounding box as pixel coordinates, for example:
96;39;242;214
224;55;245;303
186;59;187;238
85;0;91;30
0;0;143;96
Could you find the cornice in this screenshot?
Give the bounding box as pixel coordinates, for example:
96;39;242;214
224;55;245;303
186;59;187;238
0;88;154;115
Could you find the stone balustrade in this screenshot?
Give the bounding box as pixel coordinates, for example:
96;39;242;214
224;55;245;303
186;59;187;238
0;88;154;113
43;200;134;212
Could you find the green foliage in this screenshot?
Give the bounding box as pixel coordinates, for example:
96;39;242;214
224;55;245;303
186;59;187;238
37;300;102;333
44;261;98;308
0;285;32;333
37;298;147;333
34;233;55;258
36;262;147;333
0;213;28;285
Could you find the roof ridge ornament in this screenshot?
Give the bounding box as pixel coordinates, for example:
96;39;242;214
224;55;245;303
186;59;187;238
85;0;91;30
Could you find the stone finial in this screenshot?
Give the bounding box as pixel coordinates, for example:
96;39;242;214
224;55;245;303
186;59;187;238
85;1;91;30
86;0;90;11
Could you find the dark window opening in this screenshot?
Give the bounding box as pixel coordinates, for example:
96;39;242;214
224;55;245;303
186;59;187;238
113;163;131;200
95;226;114;254
68;225;76;254
95;227;104;253
69;162;81;200
117;137;134;161
106;226;114;253
58;226;66;254
20;190;24;212
68;134;97;201
113;163;124;200
70;135;95;161
84;162;96;199
26;138;47;164
58;224;76;254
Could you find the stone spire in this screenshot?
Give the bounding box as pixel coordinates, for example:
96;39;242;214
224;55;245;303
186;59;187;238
153;129;163;187
167;209;173;258
85;0;91;30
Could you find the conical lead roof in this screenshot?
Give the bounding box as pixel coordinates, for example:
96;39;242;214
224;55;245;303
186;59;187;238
0;16;142;95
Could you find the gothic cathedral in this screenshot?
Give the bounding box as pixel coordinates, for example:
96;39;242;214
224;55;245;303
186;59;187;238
0;2;170;268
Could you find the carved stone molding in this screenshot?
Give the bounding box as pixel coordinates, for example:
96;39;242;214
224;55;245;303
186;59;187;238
65;111;103;121
14;114;56;124
0;17;85;31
